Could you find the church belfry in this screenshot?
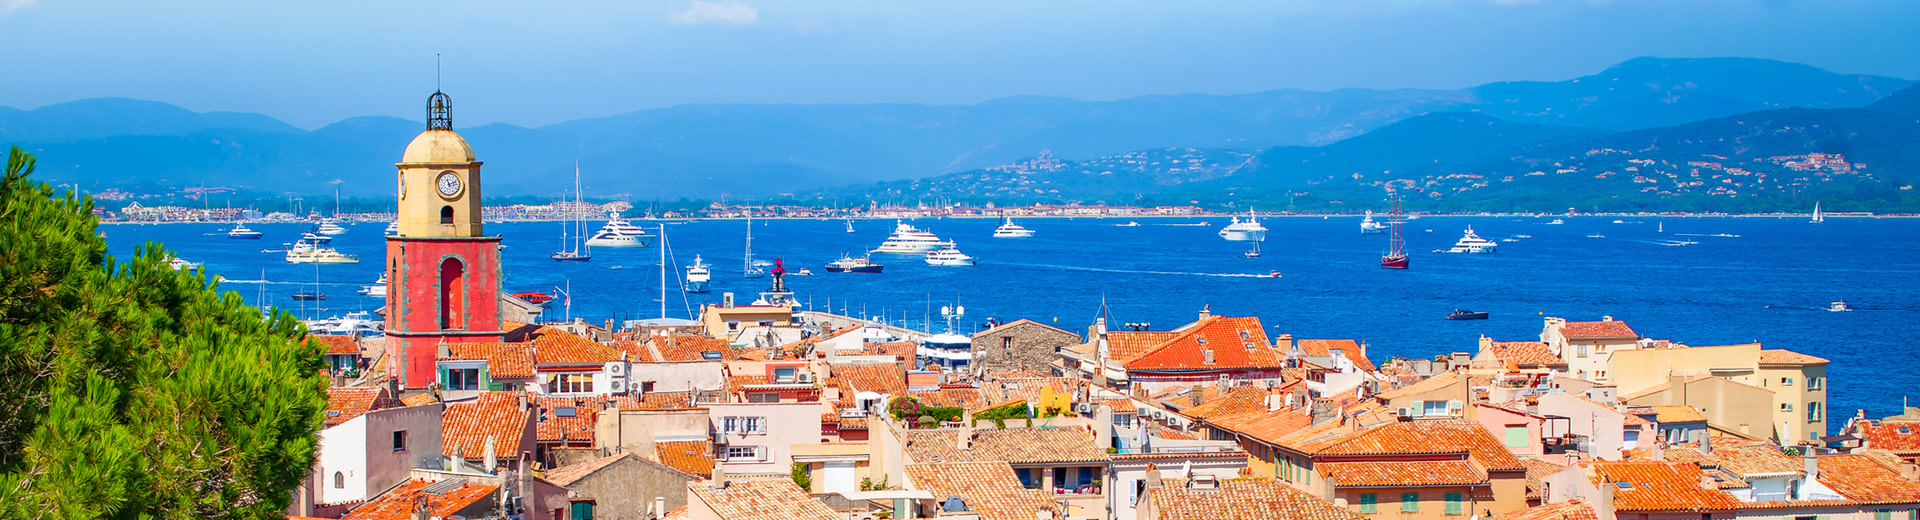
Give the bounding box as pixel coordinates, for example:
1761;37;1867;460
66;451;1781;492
385;89;506;390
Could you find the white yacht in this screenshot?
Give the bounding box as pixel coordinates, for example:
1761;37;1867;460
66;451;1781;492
287;248;360;264
872;221;952;254
685;255;712;293
1359;211;1386;234
286;233;333;254
315;218;347;236
384;222;398;235
167;256;202;270
1217;210;1267;242
992;216;1035;238
1442;226;1499;254
918;332;974;369
226;223;263;239
357;275;387;298
1546;219;1565;225
1828;300;1851;312
584;215;655;247
924;245;976;266
306;311;384;336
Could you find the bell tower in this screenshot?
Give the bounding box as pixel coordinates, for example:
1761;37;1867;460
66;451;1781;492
385;89;506;390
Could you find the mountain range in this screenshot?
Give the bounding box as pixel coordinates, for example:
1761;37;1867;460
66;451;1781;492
0;57;1912;205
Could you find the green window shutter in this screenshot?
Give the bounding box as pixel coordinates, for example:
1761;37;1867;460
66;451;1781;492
1359;493;1377;513
1445;492;1463;515
488;380;504;391
1877;511;1892;520
1505;425;1530;448
1402;493;1419;512
438;366;449;389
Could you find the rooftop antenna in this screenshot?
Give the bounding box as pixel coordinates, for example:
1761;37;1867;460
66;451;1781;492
436;53;442;92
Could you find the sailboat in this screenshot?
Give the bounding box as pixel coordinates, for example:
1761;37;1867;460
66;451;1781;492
551;163;592;262
743;211;765;278
1380;198;1409;269
1810;201;1825;224
1244;241;1261;258
845;218;856;233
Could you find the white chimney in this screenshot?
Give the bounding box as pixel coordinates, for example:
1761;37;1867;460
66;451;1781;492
484;435;497;471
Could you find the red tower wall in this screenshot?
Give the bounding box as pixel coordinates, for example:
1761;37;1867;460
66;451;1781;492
384;236;506;389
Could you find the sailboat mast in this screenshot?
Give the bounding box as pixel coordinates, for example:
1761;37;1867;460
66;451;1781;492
659;224;667;320
744;210;753;274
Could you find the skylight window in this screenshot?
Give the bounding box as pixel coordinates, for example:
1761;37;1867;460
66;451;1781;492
701;351;724;360
1615;481;1633;489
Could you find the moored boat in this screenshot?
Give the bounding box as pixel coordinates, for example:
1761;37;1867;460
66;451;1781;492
872;221;952;254
1218;210;1266;242
992;216;1035;238
685;255;712;293
924;245;976;266
1445;309;1489;320
584;215;654;247
1441;226;1498;254
1381;198;1409;269
825;255;884;273
1360;210;1386;234
227;223;263;239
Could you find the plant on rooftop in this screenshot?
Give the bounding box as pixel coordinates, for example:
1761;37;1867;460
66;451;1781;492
0;147;328;518
790;462;811;492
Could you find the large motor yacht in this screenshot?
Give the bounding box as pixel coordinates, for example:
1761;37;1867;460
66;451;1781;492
685;255;712;293
584;215;655;247
1442;226;1498;254
1217;210;1267;242
226;222;263;239
357;275;387;298
315;218;348;236
825;255;884;273
1359;211;1386;234
286;248;360;264
872;221;952;254
924;244;976;266
992;216;1036;238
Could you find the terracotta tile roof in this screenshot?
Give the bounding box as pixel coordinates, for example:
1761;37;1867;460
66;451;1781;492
1587;461;1743;512
1622;412;1651;427
1152;422;1199;441
973;318;1077;340
534;395;635;444
652;439;715;478
1149;477;1364;520
632;391;698;410
1817;452;1920;504
443;342;537;379
1295;339;1376;371
1522;459;1566;499
833;362;907;396
312;335;361;356
1561;320;1637;339
341;478;499;520
1318;460;1488;487
618;335;739;363
836;416;868;430
1100;398;1137;413
660;506;690;520
442;392;531;460
1284;419;1525;472
1665;442;1802;478
324;387;380;427
1859;421;1920;452
1487;341;1565;367
901;427;1110;465
401;393;438;407
904;462;1060;520
1758;349;1830;365
1106;330;1181;362
1205;408;1315;444
1374;370;1461;402
545;452;636;487
911;388;986;409
1497;499;1597;520
1126;317;1286;372
865;341;918;360
530;326;624;365
686;477;839;520
1166;384;1299;419
988;376;1088;405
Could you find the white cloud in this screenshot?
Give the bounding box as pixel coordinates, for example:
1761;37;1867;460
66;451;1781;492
667;0;758;27
2;0;41;15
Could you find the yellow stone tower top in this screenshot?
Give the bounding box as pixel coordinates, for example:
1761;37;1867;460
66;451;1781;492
394;91;484;238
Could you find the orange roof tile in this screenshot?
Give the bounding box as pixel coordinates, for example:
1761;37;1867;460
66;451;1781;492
1149;478;1364;520
529;326;623;365
1642;405;1708;424
617;335;740;363
687;478;839;520
865;341;918;360
905;462;1060;520
653;439;715;478
324;387;381;427
1205;408;1316;444
312;335;360;356
1588;461;1743;512
1165;384;1296;419
901;427;1110;465
1758;349;1830;365
443;342;536;379
534;395;635;444
988;376;1088;405
1296;339;1376;371
1100;398;1138;413
1126;317;1286;372
1286;419;1525;472
545;452;637;487
1522;459;1566;499
633;391;698;410
1562;320;1637;339
1665;442;1802;478
1319;460;1488;487
911;388;986;409
1817;452;1920;504
834;362;906;396
341;478;499;520
1498;499;1597;520
1487;341;1565;367
441;392;531;461
1105;330;1181;362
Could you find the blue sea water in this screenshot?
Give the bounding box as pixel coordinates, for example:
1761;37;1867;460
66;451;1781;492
105;216;1919;430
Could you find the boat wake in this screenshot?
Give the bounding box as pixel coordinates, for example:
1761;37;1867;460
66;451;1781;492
1673;233;1743;238
1628;239;1698;247
1002;262;1277;279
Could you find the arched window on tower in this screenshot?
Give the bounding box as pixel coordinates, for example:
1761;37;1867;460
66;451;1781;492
333;471;344;489
440;258;466;330
441;205;454;225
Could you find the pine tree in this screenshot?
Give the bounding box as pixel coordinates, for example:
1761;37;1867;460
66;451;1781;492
0;146;328;518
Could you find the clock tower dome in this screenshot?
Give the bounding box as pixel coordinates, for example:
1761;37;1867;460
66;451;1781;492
385;90;506;389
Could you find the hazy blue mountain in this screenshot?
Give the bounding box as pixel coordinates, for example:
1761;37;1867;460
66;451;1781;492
1;57;1910;200
1867;83;1920;118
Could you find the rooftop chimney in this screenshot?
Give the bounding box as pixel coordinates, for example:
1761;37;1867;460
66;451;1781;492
958;415;973;451
484;435;497;471
1650;432;1666;461
1198;305;1210;321
1603;316;1614;321
1803;449;1819;483
1902;460;1919;482
1696;429;1712;456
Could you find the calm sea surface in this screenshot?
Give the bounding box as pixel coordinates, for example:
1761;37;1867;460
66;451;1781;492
106;216;1920;430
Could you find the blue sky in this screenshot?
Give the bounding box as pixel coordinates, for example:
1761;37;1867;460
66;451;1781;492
1;0;1914;129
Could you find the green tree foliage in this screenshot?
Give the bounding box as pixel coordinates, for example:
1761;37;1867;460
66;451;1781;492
0;146;328;518
790;462;811;492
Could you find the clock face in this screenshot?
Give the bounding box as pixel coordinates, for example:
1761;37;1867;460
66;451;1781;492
436;172;462;197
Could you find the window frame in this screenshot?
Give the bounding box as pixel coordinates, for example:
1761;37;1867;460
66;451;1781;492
1444;491;1463;515
392;430;408;452
1358;493;1378;513
1401;492;1420;512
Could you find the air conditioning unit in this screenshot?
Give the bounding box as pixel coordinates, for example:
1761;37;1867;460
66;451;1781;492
609;364;624;375
797;372;815;383
1075;403;1093;414
1397;407;1412;417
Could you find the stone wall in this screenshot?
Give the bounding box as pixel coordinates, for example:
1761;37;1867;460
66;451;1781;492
972;320;1082;374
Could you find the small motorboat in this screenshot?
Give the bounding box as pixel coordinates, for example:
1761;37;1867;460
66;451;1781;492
291;292;326;301
793;268;814;276
1445;309;1489;320
1829;301;1852;312
167;256;202;270
1546;219;1565;225
1265;270;1283;278
825;255;884;273
513;292;556;305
